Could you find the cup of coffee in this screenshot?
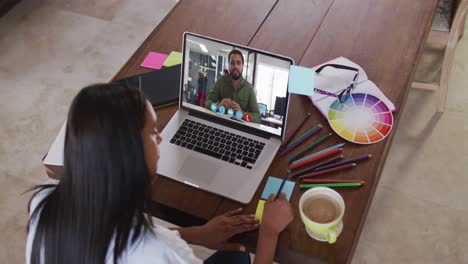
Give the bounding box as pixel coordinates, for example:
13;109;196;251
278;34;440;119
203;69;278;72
299;187;345;244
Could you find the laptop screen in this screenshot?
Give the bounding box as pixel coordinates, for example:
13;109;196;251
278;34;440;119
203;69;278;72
180;32;293;137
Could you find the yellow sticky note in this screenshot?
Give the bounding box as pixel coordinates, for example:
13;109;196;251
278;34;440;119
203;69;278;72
163;51;182;67
255;200;266;223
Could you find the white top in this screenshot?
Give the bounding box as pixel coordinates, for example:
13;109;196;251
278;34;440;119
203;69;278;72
26;183;203;264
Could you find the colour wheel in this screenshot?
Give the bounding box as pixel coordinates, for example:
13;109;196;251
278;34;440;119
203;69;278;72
327;93;393;144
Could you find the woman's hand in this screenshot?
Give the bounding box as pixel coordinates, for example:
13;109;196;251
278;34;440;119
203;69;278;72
260;193;294;236
253;193;294;264
197;208;259;251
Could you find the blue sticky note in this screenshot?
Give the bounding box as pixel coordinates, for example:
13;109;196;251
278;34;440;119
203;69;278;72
261;176;295;201
288;65;315;96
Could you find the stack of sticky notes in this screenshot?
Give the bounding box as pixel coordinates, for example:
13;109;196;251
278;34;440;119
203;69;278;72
255;176;295;223
287;65;315;96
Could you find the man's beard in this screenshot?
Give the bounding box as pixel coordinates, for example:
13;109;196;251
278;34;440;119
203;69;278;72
230;69;241;80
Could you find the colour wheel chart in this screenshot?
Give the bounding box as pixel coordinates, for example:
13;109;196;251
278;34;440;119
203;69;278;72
327;93;393;144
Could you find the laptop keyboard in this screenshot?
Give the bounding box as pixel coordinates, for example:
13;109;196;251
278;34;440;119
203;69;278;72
169;119;265;169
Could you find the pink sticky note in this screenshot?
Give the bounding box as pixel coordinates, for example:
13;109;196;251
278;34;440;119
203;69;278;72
140;52;168;70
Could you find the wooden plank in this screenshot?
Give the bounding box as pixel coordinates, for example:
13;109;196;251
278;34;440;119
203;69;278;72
111;0;278;220
113;0;278;80
412;81;439;91
300;0;438;107
428;30;450;45
248;0;336;63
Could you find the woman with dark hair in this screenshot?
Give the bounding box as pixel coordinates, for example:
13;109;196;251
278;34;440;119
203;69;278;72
26;83;293;264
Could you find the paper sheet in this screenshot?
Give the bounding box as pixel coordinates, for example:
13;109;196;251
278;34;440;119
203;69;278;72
309;57;395;117
255;200;266;223
288;65;315;96
43;121;66;166
260;176;295;201
140;52;168;70
163;51;182;67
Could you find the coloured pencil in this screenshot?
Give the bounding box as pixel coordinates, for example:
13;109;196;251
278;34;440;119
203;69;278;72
301;179;365;184
282;112;310;148
289;148;343;170
275;170;290;200
286;123;321;148
281;125;323;156
290;155;344;178
314;154;372;172
298;163;356;179
291;143;346;165
300;182;363;189
288;133;332;162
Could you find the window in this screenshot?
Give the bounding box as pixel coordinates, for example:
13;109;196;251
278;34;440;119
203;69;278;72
255;64;289;111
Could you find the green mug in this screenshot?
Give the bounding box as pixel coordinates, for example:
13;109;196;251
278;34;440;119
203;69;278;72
299;187;345;244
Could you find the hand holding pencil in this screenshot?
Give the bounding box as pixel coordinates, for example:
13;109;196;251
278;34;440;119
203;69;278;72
261;193;294;233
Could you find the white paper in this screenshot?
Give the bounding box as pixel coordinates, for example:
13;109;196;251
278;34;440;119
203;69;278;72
309;57;395;117
43;121;66;166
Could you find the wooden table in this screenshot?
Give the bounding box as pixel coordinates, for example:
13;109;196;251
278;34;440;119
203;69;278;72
50;0;439;263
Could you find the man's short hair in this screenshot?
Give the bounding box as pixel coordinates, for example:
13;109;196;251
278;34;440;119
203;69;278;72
228;49;244;64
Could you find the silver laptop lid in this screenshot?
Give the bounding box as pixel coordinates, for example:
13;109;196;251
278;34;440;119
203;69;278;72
179;32;294;141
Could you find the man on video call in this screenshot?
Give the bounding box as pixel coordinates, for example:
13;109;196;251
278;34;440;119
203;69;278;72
205;49;261;123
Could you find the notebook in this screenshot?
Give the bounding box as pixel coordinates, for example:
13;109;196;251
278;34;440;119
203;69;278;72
115;64;180;109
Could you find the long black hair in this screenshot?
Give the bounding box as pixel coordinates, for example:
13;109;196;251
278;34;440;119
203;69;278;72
28;83;154;264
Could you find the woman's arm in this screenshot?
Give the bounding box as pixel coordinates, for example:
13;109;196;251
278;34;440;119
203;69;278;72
253;228;279;264
174;208;259;251
253;193;294;264
175;226;204;245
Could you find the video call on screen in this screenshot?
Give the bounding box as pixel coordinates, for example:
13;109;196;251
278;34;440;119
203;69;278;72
182;34;291;135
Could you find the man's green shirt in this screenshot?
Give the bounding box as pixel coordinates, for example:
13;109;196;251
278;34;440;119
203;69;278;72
204;76;260;123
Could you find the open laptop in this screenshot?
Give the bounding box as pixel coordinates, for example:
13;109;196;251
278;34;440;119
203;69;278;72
158;32;294;204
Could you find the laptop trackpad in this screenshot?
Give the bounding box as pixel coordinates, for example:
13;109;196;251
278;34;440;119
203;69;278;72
178;156;218;184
